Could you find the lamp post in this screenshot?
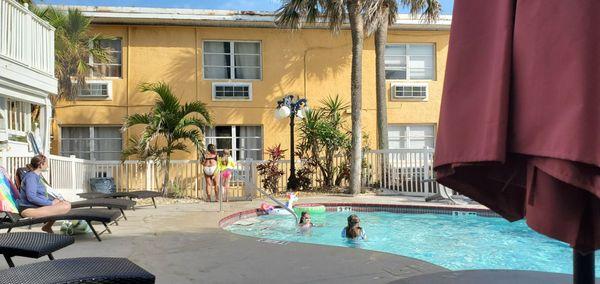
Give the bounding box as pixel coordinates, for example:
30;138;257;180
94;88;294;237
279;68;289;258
275;94;308;191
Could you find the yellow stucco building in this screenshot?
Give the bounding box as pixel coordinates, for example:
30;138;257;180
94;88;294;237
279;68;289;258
52;6;451;161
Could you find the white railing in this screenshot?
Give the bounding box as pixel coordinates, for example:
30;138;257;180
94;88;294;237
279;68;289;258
0;0;55;75
0;153;93;201
0;149;456;200
362;149;460;197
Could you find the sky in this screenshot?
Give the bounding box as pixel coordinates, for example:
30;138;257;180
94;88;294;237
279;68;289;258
40;0;454;14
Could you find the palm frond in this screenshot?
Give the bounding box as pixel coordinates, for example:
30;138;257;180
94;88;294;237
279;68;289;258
123;113;152;128
175;117;210;132
320;0;346;33
400;0;441;23
139;82;181;113
179;101;212;125
363;0;397;35
170;142;190;153
321;94;349;114
172;129;203;145
276;0;310;29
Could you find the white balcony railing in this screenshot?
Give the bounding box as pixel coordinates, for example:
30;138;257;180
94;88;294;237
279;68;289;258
0;0;54;76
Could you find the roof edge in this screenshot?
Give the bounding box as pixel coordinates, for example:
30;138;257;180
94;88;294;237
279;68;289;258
44;5;451;31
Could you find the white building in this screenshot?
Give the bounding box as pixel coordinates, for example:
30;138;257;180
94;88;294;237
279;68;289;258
0;0;56;154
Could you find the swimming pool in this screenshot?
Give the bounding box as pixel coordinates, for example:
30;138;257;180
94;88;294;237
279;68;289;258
224;206;600;274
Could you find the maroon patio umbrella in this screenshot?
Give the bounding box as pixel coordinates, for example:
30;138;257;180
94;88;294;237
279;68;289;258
434;0;599;283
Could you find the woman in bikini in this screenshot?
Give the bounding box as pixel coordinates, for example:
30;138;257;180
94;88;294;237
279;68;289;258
202;144;219;202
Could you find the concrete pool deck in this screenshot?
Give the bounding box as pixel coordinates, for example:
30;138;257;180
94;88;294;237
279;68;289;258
2;195;587;283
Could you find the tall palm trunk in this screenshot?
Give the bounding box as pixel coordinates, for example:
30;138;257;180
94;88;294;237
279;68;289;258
162;155;171;196
346;0;364;195
162;141;172;196
375;10;389;150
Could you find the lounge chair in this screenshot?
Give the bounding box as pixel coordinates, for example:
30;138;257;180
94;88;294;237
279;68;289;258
0;232;74;267
78;191;161;208
15;167;136;217
0;209;122;242
70;198;136;220
0;257;155;283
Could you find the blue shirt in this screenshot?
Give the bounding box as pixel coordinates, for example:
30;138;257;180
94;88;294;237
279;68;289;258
19;172;52;207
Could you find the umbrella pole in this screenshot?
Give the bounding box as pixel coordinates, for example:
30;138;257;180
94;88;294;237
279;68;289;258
574;250;595;284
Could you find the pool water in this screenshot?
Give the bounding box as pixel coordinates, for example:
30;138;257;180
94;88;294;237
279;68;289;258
225;211;600;274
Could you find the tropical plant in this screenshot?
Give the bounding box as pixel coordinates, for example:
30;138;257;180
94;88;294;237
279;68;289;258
295;149;318;191
23;4;113;104
122;82;212;196
256;145;286;194
364;0;441;150
297;95;351;189
276;0;365;195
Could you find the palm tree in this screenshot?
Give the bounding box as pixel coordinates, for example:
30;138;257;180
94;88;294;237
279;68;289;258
22;3;112;105
276;0;365;195
48;8;112;104
365;0;440;151
122;82;212;196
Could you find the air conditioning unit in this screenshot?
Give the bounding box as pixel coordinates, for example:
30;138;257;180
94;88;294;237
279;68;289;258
391;83;428;100
78;81;112;98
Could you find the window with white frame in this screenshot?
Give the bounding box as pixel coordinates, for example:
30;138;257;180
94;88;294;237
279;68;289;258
203;41;261;80
61;126;122;160
212;82;252;101
204;126;262;160
391;83;428;100
77;80;112;98
91;38;122;78
385;44;434;80
388;124;435;149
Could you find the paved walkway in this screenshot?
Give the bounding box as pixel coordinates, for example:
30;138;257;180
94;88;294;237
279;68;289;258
4;195;584;283
5;196;449;284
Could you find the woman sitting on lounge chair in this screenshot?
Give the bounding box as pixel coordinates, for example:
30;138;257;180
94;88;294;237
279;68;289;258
18;155;71;233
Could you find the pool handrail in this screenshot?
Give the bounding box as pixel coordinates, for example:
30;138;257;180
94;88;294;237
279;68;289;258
253;185;299;224
423;178;460;204
232;168;299;223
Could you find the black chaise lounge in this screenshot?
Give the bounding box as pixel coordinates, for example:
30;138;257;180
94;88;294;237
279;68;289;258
78;191;161;209
70;198;136;220
0;209;121;241
0;257;155;283
15;168;136;217
0;232;74;267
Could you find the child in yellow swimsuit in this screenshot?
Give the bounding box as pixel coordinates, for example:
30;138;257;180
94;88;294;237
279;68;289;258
217;150;236;202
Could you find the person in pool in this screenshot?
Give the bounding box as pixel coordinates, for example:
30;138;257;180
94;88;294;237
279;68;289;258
342;214;366;240
202;144;219;202
298;211;313;228
217;149;236;202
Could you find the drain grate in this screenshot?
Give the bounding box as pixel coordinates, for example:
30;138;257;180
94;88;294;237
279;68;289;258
257;239;289;245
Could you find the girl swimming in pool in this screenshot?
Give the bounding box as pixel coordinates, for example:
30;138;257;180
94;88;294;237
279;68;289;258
217;149;236;202
202;144;218;202
298;211;313;228
342;214;366;240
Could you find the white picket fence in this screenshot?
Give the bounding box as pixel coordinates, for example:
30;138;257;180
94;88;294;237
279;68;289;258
0;149;455;200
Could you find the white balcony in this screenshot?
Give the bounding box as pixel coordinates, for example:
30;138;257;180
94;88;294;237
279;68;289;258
0;0;57;95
